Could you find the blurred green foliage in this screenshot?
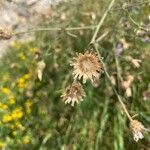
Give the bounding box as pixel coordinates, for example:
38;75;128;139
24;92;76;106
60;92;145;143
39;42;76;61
0;0;150;149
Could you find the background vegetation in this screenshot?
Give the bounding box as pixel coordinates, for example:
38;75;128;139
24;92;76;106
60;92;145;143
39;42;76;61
0;0;149;149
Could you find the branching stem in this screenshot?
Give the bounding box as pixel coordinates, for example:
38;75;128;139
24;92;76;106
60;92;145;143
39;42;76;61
90;0;115;44
90;0;133;121
12;25;97;36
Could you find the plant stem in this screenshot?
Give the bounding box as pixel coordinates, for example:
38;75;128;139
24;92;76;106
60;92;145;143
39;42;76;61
128;14;148;32
90;0;115;44
111;1;149;11
90;0;132;121
94;43;132;121
12;25;97;36
95;99;109;150
96;30;110;43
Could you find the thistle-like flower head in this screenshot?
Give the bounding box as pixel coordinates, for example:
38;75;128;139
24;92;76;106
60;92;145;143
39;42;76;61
129;119;149;142
71;51;102;86
61;82;86;106
0;27;12;40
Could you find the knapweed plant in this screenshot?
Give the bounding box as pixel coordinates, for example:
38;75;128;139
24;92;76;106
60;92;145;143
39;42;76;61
0;0;149;149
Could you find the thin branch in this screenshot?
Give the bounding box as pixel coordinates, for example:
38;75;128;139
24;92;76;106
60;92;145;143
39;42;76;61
93;43;133;121
111;1;149;11
12;25;97;36
89;0;134;121
96;30;110;43
90;0;115;44
128;15;148;32
95;99;110;149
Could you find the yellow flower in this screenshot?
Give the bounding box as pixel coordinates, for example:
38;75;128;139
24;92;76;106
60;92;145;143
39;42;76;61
10;124;15;130
23;136;30;144
12;131;17;136
29;47;37;53
0;103;8;110
15;122;24;130
18;78;26;88
25;100;33;107
23;74;31;80
7;98;16;105
1;87;11;95
2;104;8;110
11;107;23;120
10;41;18;48
0;141;5;148
2;114;12;123
25;100;33;114
18;52;26;60
2;75;10;81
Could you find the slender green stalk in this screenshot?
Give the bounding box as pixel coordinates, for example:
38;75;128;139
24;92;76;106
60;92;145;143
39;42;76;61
95;99;109;150
111;1;149;11
90;0;115;44
96;30;110;43
128;15;148;32
90;0;132;121
12;25;97;36
94;44;132;121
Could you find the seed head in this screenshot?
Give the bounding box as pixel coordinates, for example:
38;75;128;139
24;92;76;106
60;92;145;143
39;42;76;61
0;27;12;40
129;119;149;142
71;51;102;86
61;82;86;106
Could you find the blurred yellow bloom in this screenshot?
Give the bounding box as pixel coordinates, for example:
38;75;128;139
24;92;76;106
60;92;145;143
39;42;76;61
2;104;8;110
10;124;15;130
0;141;5;148
2;75;10;81
23;136;30;144
25;100;33;114
18;78;26;89
15;122;25;130
2;114;12;123
23;74;31;80
29;47;37;53
10;41;18;48
12;131;17;136
18;52;26;60
7;98;16;105
11;107;23;120
25;100;33;107
1;87;11;95
0;102;8;110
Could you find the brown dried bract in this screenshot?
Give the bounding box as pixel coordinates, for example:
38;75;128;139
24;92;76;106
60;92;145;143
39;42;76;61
61;82;86;106
129;119;149;142
71;51;102;86
0;27;12;40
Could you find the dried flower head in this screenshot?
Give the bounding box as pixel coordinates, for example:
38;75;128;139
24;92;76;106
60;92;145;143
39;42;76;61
37;60;46;81
129;119;149;142
122;74;134;97
71;51;102;85
143;90;150;101
61;82;86;106
0;27;12;40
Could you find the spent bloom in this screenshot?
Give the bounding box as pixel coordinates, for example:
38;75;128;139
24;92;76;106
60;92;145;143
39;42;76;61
37;60;46;81
129;119;149;142
61;82;86;106
71;51;102;86
0;27;12;40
